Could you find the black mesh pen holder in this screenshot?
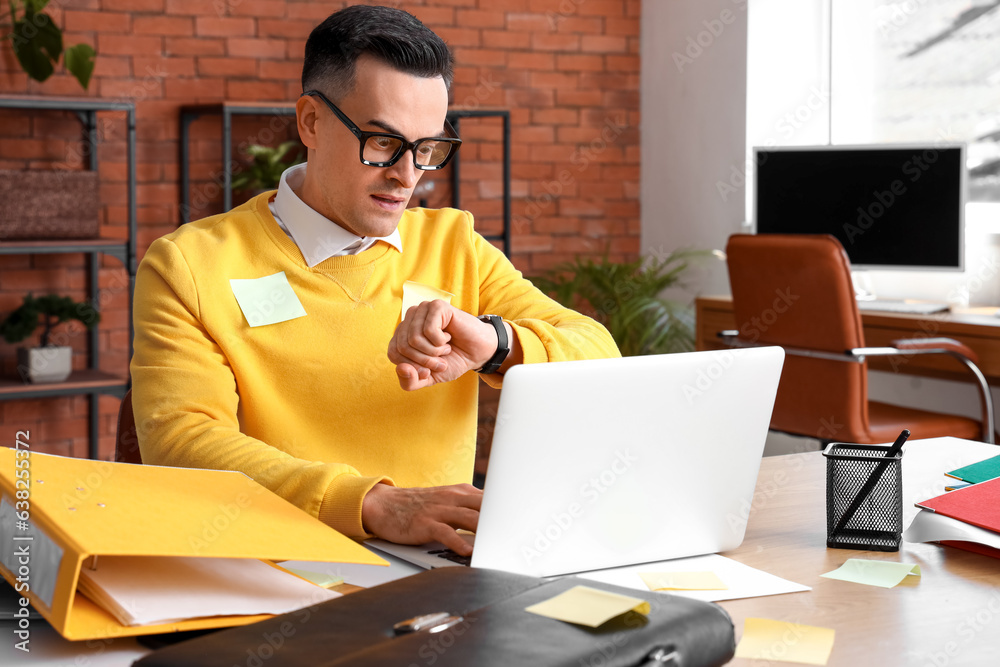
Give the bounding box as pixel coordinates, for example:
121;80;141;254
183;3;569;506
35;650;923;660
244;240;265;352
823;442;903;551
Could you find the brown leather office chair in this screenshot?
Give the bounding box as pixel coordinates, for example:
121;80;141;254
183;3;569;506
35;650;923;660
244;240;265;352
723;234;994;444
115;388;142;464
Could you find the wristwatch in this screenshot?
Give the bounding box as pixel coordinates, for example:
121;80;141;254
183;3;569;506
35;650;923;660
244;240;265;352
476;314;510;374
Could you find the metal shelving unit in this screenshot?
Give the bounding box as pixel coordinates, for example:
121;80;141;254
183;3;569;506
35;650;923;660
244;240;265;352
0;95;137;459
447;109;511;253
179;103;511;253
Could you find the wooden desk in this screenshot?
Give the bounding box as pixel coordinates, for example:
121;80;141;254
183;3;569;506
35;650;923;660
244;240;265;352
696;295;1000;384
719;437;1000;666
9;439;997;666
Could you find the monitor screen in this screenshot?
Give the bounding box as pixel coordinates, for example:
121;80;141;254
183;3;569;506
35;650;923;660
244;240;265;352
753;144;965;271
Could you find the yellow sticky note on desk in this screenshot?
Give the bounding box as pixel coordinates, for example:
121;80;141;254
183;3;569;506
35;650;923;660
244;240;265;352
524;585;650;628
735;618;835;665
639;571;728;591
820;559;921;589
283;568;344;589
401;281;454;320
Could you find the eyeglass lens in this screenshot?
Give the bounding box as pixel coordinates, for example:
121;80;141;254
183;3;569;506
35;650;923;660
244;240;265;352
363;135;454;168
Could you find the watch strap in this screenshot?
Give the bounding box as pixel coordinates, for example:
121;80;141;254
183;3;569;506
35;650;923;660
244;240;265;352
476;314;509;374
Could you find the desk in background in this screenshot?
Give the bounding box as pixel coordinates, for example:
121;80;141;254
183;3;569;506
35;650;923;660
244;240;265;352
696;295;1000;384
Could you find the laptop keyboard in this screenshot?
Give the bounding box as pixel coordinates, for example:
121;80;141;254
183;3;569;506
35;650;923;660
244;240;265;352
427;548;472;566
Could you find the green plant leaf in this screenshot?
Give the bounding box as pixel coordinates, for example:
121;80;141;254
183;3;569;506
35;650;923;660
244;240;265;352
233;142;305;192
0;293;100;347
0;299;39;345
64;42;95;89
530;249;713;357
10;12;61;83
22;0;52;13
11;14;62;81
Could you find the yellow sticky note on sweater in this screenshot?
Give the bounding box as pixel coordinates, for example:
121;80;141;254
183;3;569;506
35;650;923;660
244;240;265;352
230;272;307;327
401;281;454;320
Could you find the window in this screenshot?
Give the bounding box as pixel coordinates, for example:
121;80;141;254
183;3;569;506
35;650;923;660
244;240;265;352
748;0;1000;221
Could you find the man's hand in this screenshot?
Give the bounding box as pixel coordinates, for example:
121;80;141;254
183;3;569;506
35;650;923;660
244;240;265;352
387;300;507;391
362;483;483;556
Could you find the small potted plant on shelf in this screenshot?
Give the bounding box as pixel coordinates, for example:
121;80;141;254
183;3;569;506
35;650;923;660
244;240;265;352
0;294;100;383
231;141;305;199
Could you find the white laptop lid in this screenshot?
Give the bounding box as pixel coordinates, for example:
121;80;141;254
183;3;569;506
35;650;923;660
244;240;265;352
471;346;784;577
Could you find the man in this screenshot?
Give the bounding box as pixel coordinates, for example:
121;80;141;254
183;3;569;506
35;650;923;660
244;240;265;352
131;5;619;556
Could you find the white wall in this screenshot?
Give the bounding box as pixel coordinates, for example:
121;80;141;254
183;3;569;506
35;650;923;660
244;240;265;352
640;0;749;297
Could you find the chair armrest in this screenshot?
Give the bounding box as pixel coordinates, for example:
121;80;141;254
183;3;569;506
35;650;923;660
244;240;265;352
891;337;979;364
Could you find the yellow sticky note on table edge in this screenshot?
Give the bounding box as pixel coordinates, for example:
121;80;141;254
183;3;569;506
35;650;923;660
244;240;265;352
639;571;728;591
230;271;307;328
735;618;835;666
281;567;344;589
401;281;454;320
524;585;650;628
820;559;921;589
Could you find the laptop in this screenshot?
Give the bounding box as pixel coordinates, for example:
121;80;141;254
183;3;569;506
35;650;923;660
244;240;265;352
367;346;785;578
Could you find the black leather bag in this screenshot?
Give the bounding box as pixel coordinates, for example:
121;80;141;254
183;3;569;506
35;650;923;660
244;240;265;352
133;567;735;667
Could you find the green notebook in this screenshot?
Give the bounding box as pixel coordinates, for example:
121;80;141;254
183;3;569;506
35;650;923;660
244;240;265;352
946;454;1000;484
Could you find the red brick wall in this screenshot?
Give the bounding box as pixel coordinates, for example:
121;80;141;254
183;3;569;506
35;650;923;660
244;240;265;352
0;0;640;460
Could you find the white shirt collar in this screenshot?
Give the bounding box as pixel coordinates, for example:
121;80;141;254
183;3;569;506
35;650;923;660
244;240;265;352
269;163;403;267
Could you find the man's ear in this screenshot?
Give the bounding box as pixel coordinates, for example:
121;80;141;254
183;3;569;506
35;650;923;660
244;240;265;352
297;95;320;149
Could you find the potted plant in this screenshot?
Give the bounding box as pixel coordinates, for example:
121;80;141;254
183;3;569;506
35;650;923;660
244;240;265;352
0;294;100;383
231;141;305;198
2;1;95;89
530;249;714;357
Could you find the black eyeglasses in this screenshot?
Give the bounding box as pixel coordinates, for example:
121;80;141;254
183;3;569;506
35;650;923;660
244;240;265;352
302;90;462;170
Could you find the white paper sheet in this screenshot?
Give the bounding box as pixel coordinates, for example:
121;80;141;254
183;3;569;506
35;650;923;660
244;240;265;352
78;556;340;626
903;508;1000;550
573;554;810;602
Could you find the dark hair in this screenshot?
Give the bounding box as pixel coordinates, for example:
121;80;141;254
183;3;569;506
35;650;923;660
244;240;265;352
302;5;454;100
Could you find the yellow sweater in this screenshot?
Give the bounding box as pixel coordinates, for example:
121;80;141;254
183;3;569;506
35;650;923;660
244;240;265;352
131;193;620;538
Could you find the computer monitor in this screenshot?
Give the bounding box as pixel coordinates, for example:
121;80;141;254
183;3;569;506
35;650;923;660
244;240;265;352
753;144;965;271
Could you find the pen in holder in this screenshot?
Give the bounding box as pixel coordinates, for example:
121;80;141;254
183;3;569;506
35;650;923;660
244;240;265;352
823;429;908;552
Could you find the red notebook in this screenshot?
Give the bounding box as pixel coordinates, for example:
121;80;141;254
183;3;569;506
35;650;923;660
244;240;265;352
916;476;1000;534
